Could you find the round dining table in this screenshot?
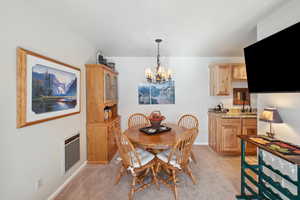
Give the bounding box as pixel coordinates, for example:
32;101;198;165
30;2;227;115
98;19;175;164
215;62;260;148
124;123;187;150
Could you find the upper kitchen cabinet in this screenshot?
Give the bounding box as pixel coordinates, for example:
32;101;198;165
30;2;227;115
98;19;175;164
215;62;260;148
209;64;232;96
209;63;246;96
232;63;247;81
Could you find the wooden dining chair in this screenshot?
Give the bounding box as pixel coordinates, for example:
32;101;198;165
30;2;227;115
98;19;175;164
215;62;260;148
177;114;199;163
155;128;198;200
114;126;159;200
128;113;150;129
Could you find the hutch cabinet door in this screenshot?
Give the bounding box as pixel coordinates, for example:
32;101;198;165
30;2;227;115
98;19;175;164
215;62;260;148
111;75;118;102
107;124;116;161
87;124;107;163
104;71;112;103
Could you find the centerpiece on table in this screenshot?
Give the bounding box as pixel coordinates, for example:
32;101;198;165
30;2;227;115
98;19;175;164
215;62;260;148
139;111;171;135
148;111;166;129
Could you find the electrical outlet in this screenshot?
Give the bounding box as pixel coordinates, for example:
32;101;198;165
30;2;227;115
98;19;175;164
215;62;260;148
36;178;43;190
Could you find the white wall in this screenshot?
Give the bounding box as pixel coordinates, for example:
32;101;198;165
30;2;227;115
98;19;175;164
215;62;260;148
0;1;96;200
257;0;300;143
113;57;253;145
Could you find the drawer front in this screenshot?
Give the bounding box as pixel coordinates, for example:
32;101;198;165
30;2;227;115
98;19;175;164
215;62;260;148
242;118;257;126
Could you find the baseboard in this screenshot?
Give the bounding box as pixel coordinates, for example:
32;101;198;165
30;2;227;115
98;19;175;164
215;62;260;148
87;160;108;164
47;161;87;200
194;142;208;145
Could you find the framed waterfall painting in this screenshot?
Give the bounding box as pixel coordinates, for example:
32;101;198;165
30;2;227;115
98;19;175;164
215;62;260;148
138;81;175;104
17;48;81;128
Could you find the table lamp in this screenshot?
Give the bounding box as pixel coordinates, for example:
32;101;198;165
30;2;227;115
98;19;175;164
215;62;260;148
259;107;283;138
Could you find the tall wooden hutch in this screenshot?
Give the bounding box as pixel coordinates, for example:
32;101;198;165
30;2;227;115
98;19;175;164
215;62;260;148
86;64;120;164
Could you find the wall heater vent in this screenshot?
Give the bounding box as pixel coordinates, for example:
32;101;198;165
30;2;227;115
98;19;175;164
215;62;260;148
65;134;80;172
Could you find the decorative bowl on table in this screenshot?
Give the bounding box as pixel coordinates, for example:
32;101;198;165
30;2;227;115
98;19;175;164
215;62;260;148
139;125;171;135
147;111;165;129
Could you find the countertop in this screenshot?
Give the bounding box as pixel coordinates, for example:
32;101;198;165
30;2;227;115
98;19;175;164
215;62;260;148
208;110;257;119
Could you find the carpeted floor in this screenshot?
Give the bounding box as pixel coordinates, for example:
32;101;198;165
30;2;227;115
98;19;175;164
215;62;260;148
55;146;242;200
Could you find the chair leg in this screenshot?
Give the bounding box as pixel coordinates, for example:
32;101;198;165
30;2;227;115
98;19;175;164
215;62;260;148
186;165;197;184
151;166;160;190
139;168;150;183
155;162;161;174
172;170;178;200
115;164;125;185
190;151;197;164
129;176;136;200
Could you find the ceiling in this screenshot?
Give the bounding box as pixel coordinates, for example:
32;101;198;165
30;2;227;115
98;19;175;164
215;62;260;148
36;0;287;57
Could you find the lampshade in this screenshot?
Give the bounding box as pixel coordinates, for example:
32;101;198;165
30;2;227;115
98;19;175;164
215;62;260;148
259;107;283;123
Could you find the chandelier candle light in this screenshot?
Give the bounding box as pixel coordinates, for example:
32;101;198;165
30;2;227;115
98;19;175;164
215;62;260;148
145;39;172;83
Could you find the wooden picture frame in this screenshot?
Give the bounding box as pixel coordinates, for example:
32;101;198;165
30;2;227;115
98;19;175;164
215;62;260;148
17;48;81;128
233;88;250;105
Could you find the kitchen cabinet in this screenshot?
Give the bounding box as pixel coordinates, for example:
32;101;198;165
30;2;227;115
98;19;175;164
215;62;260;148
241;118;257;154
219;119;241;153
208;112;257;155
209;63;247;96
232;63;247;81
208;113;218;151
209;64;232;96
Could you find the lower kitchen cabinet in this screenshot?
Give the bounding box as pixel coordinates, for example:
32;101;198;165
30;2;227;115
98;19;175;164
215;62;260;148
219;119;242;153
208;112;257;155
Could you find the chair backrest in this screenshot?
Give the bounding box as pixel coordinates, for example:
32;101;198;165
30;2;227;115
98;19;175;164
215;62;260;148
178;114;199;130
167;128;198;167
128;113;150;128
114;126;142;168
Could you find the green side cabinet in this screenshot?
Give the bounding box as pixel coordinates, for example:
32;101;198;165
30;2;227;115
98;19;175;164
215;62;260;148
236;136;300;200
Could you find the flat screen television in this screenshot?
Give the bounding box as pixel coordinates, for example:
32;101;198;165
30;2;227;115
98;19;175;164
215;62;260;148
244;22;300;93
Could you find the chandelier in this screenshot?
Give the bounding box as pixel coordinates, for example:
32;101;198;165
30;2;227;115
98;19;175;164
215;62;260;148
145;39;172;83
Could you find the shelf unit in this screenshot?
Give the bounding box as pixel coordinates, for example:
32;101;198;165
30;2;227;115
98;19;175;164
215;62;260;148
236;136;300;200
86;64;120;164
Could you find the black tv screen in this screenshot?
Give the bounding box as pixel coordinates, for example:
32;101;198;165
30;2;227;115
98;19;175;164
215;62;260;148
244;22;300;93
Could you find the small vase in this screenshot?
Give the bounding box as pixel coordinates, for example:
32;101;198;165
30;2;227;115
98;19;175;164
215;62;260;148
150;120;162;129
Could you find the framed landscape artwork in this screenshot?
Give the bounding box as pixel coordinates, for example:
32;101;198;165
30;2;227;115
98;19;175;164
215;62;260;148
138;81;175;104
17;48;81;128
